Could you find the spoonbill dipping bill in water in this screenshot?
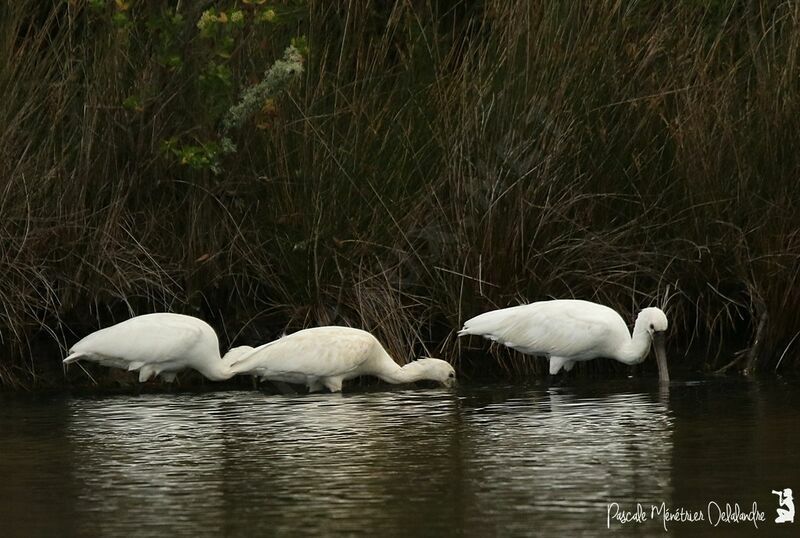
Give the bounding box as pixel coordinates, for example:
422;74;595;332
227;326;457;392
63;313;235;382
458;299;669;381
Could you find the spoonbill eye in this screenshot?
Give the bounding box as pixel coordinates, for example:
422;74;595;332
649;323;655;330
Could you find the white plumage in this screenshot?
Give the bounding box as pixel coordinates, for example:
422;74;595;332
459;299;669;380
228;326;456;392
63;313;234;382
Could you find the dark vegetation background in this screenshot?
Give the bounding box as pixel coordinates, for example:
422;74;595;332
1;0;799;388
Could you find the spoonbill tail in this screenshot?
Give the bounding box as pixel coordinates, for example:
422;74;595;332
63;313;235;382
458;299;669;381
228;326;456;392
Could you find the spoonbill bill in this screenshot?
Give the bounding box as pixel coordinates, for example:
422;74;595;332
63;313;235;382
458;299;669;381
228;326;456;392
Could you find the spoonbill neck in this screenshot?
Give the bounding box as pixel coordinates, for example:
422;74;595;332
373;354;429;385
615;322;653;365
196;356;234;381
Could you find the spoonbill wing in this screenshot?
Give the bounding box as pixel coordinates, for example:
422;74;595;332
68;313;212;366
228;327;375;378
460;300;627;359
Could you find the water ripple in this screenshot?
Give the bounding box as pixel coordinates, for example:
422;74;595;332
2;379;795;537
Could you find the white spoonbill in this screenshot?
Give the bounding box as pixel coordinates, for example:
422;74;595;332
63;313;234;382
228;326;456;392
458;299;669;381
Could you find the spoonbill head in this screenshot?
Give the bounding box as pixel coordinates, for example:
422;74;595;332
228;326;456;392
458;299;669;381
636;307;669;381
403;357;457;388
63;313;234;382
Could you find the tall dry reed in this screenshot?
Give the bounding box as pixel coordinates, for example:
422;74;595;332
1;0;798;387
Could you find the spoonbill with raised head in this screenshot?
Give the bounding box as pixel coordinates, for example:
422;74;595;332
458;299;669;381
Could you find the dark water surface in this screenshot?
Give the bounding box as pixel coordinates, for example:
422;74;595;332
1;378;798;537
